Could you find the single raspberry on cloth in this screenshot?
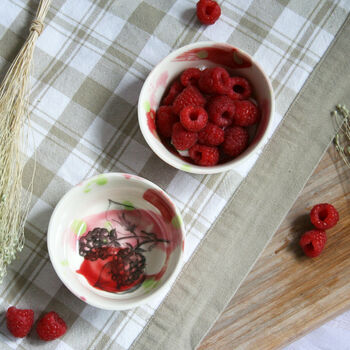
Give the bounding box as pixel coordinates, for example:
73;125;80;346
36;311;67;341
207;95;235;127
180;105;208;132
162;80;184;106
310;203;339;230
6;306;34;338
180;68;201;87
189;144;219;166
299;229;327;258
172;85;206;115
198;122;224;146
171;122;198;150
227;76;252;100
198;67;230;94
233;100;259;126
196;0;221;25
222;126;249;157
156;106;178;138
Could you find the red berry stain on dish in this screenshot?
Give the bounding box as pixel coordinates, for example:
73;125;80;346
174;47;252;69
76;200;181;293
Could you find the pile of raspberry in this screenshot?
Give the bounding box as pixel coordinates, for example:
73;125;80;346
156;66;259;166
299;203;339;258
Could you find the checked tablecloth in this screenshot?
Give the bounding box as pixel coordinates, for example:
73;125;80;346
0;0;349;349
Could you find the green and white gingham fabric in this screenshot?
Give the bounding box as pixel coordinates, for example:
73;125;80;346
0;0;349;349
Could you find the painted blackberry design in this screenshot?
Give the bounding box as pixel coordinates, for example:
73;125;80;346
78;200;169;293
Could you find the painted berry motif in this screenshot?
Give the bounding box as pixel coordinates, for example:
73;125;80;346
78;201;169;293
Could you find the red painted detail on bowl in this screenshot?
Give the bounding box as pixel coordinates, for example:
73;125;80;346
174;47;252;69
182;240;185;251
150;71;169;108
143;189;175;223
123;174;132;180
77;252;145;293
80;296;86;301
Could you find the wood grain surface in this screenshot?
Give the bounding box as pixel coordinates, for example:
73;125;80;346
199;143;350;350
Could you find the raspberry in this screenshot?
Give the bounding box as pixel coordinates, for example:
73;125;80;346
222;126;249;157
180;105;208;132
198;122;224;146
162;80;183;106
36;311;67;341
232;100;259;126
171;122;198;150
299;229;327;258
189;144;219;166
156;106;178;138
6;306;34;338
172;85;206;115
180;68;201;87
207;95;235;127
196;0;221;25
310;203;339;230
198;67;230;94
227;76;252;100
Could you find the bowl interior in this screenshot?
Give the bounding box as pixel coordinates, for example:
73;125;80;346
138;42;274;174
48;173;184;310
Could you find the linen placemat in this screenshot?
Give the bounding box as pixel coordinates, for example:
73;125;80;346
132;13;350;350
0;1;348;349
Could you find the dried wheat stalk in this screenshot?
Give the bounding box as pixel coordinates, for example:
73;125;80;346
0;0;51;281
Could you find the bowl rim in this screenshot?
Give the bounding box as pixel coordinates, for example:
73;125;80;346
47;172;185;310
138;41;275;174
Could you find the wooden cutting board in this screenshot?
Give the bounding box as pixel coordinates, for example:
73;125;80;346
199;143;350;350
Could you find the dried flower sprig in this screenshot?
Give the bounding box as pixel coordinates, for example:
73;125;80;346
0;0;51;282
332;104;350;168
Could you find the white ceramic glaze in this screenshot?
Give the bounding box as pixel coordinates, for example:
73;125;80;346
47;173;184;310
138;41;275;174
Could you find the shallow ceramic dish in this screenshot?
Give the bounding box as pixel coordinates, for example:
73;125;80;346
138;41;275;174
47;173;184;310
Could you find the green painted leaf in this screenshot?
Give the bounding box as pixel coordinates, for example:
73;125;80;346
60;260;69;267
83;183;92;193
96;175;108;185
71;219;87;236
122;200;135;210
142;278;159;292
197;50;208;59
144;101;151;113
181;164;192;172
171;215;182;229
104;221;113;230
233;51;243;65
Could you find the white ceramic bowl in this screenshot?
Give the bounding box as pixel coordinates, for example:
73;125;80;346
47;173;184;310
138;41;275;174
